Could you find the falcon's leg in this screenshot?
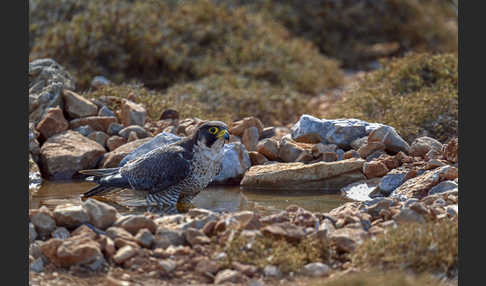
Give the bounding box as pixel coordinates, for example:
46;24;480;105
146;189;180;215
176;193;199;213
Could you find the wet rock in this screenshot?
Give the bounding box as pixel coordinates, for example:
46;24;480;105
106;136;127;151
51;227;70;240
185;228;211;246
98;105;116;117
263;265;281;278
362;161;389;179
113;245;138;264
410;137;443;157
135;228;154;248
69;116;118;133
215;269;246;284
428;180;458;196
303;262;330;277
443;137;458;163
31;207;56;237
83;199;118;230
367;125;410;154
107;122;124;136
329;228;367;252
53;204;90;229
256;138;279;161
120;99;146;127
29;222;37;243
114;215;157;235
392;165;458;199
393;208;425;224
249;151;269;166
212;142;251;184
154;227;186;249
242;159;366;190
262;222;305;242
119;132;181;166
158;259;176;272
119;125;150;140
229;117;264;137
87;131;109;147
242;126;260;151
358;142;386;159
100;137;152;168
62;90;98;119
35;106;69;141
291;115;383;148
40;130;105;179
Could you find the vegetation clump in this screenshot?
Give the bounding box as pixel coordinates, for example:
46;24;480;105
352;219;458;276
330;53;458;142
220;235;329;274
30;0;343;92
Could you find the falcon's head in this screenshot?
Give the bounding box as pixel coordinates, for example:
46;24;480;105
194;121;230;149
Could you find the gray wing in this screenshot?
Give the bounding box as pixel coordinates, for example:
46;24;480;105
119;145;192;193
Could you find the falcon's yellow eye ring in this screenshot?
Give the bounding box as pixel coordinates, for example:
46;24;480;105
209;127;219;135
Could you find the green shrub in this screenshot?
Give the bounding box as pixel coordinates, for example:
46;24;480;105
30;0;343;92
352;219;458;276
329;53;458;142
215;0;458;68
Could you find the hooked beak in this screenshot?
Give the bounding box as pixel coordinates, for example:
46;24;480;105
217;129;230;141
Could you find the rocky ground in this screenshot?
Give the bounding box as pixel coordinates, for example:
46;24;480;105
29;59;458;285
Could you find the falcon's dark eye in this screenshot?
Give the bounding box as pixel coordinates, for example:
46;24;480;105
209;127;218;134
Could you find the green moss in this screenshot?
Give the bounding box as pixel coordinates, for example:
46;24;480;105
352;219;458;276
30;0;343;92
330;53;458;142
220;235;329;274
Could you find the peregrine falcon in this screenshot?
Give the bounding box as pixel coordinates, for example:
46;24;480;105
79;121;230;213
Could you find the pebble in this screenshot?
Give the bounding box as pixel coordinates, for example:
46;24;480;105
303;262;330;277
263;265;281;278
158;259;176;272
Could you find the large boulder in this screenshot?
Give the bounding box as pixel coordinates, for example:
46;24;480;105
29;58;75;124
291;115;383;149
40;130;106;179
240;158;366;190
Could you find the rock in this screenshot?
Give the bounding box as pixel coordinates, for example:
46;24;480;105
446;204;458;217
106;227;135;242
159;109;180;120
350;136;368;150
106;136;127;151
29;153;42;192
321;152;338;162
249;151;269;166
294;132;322;144
107;122;124;136
410;137;443;157
278;138;306;162
35;107;69;141
212;142;251;184
104;276;130;286
73;125;95;137
31;207;56;237
229;117;264;137
364;198;395;219
51;227;70;240
443;137;458;163
127;131;139;142
100;137;152;168
291;115;383;149
69;116;118;133
367;125;410;154
358;142;386;159
135;228;154;248
241;126;260;152
366;150;386;162
340;178;381;201
29;58;75;124
263;265;281;278
62;90;98;118
260;127;276;139
40;238;63;265
392;165;458;199
53;205;90;229
113;245;138;264
114;215;157;235
328;228;367;252
30;257;44;272
98;105;116;117
215;269;245;284
241;159;366;190
362;161;389;179
29;222;37;243
425;149;443;161
153;227;186;249
393;208;425;224
158;259;176;272
376;172;407;196
185;228;211;246
196;258;220;274
119;125;151;140
262;222;305;242
311;143;338;157
40;130;105;179
425;159;447;170
91;76;111;89
256;138;279;161
120;99;146;127
87;131;109;147
428;180;458;195
83;199;118;230
343;150;360;159
119;132;181;166
303;262;330;277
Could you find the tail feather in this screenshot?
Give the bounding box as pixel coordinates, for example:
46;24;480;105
83;185;118;198
80;168;130;198
79;167;120;177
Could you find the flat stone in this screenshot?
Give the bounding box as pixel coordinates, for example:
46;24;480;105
106;227;135;241
53;204;90;229
195;258;220;274
185;228;211;246
62;90;98;118
73;125;95;137
83;198;118;230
